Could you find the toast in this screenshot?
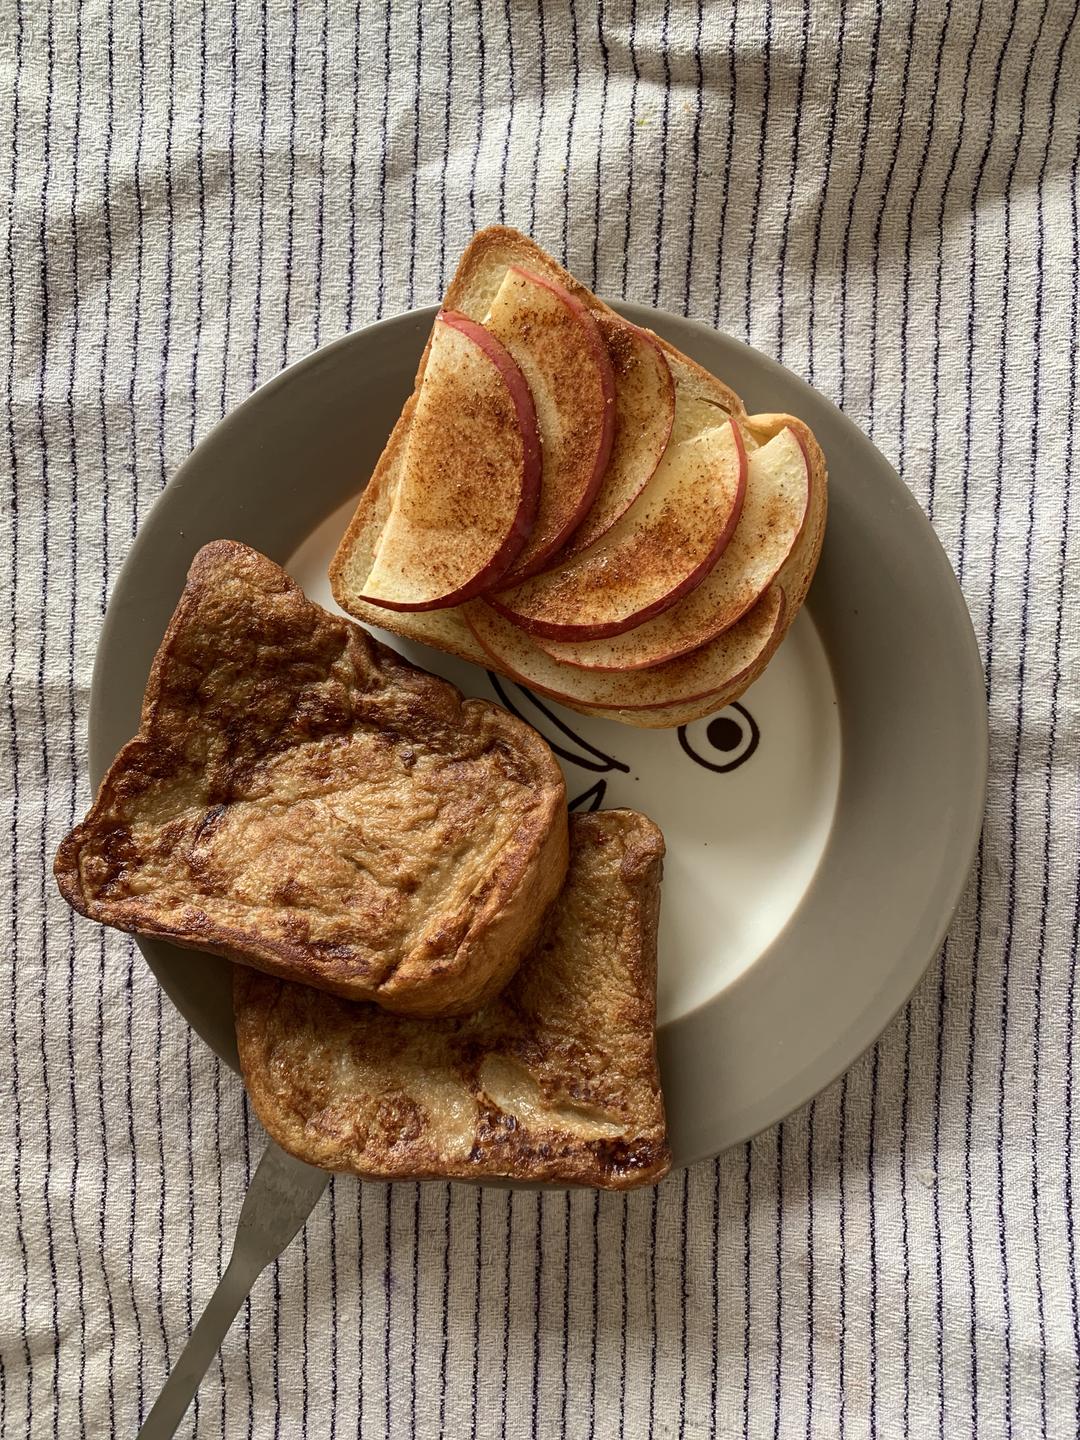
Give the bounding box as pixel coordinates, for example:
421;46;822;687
55;542;569;1017
234;809;671;1190
329;227;826;728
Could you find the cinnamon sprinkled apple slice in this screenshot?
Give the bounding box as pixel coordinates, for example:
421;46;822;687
361;312;540;611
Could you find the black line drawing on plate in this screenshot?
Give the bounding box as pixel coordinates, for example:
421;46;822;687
677;703;760;773
488;673;760;781
486;673;630;774
567;780;607;812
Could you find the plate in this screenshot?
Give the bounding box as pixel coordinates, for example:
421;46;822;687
88;304;987;1168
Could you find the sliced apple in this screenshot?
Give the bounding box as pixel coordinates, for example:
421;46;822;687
488;418;746;641
482;267;615;581
465;586;784;711
558;317;675;557
361;311;540;611
536;426;811;670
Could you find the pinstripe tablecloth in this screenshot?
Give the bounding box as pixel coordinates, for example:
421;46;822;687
3;1;1079;1435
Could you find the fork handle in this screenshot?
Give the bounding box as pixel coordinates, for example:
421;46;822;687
135;1256;256;1438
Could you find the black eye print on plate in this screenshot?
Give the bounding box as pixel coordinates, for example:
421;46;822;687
677;703;760;773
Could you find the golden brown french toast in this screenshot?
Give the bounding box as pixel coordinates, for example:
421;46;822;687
234;809;671;1190
55;542;568;1017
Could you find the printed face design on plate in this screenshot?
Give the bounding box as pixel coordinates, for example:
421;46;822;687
485;674;759;810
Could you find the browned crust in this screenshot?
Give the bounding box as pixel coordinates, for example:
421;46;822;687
55;541;568;1016
234;809;671;1190
328;228;827;728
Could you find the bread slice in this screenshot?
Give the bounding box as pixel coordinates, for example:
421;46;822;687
234;809;671;1190
55;541;568;1017
329;228;826;728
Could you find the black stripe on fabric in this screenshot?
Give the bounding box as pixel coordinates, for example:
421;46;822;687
469;1186;482;1440
588;1189;600;1439
65;5;91;1426
562;0;581;268
900;1009;912;1434
187;0;208;452
742;1144;751;1438
682;0;704;315
249;0;268;390
409;1183;420;1440
651;0;672;307
6;3;31;1430
957;7;1028;1433
500;1190;513;1440
439;1183;452;1438
648;1188;659;1434
530;1195;543;1436
711;0;739;329
356;1164;366;1439
241;1102;255;1440
591;0;610;289
497;0;515;224
620;0;641;300
868;1046;880;1433
991;9;1057;1435
678;1168;688;1436
838;1077;848;1439
32;3;61;1430
919;9;983;1432
469;0;486;235
772;1126;783;1439
345;0;362;332
618;1194;629;1440
327;1180;338;1440
897;0;952;486
280;0;298;369
376;0;391;320
407;0;422;310
383;1187;392;1437
774;0;809;361
836;0;884;413
220;0;239;412
804;1105;815;1437
1056;34;1080;1422
560;1191;571;1435
709;1159;720;1432
864;0;919;437
438;0;453;293
803;0;844;388
743;0;771;341
529;0;547;238
313;0;329;348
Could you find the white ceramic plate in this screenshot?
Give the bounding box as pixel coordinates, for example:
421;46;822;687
89;303;987;1167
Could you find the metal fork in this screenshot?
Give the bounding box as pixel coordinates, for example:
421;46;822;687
136;1140;330;1439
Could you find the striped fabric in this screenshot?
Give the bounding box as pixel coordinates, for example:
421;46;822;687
2;0;1078;1435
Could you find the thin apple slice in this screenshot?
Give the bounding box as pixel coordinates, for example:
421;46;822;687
466;587;784;711
558;317;675;557
482;267;615;581
361;312;540;611
536;426;811;669
488;418;746;641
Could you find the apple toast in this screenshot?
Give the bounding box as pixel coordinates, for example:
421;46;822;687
234;809;671;1190
55;542;568;1017
330;227;827;728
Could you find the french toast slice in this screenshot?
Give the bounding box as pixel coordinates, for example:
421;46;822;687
55;542;568;1017
234;809;671;1190
330;229;826;727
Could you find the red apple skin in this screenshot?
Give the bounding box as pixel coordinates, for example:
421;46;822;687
466;585;787;711
540;426;812;669
559;320;676;559
487;420;748;641
361;311;541;612
493;267;616;583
